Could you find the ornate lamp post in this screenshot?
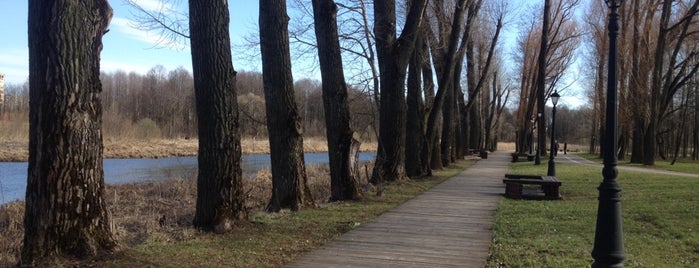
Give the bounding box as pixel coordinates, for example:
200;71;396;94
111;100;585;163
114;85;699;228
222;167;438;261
592;0;625;267
547;91;560;176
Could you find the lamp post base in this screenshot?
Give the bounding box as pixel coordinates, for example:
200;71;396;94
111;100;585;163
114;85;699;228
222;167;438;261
547;159;555;176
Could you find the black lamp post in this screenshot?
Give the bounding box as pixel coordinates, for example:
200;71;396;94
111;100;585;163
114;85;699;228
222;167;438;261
529;118;535;155
547;91;559;176
535;113;542;164
592;0;625;267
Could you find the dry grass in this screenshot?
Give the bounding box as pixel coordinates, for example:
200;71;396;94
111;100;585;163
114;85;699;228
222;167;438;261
0;162;375;267
0;137;378;162
496;142;516;151
0;201;22;266
495;142;587;153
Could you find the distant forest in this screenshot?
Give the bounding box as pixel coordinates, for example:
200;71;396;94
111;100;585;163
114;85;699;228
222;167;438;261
1;65;599;147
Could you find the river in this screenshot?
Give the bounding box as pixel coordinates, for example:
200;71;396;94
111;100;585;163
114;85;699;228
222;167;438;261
0;152;376;205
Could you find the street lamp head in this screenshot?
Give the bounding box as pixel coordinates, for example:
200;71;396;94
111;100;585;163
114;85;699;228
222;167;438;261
550;91;560;106
605;0;622;8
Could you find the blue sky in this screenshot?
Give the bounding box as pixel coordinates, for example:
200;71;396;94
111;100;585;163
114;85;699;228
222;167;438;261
0;0;590;107
0;0;259;84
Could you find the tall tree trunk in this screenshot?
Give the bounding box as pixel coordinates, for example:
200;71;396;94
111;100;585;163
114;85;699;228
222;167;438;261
423;0;471;173
536;0;551;163
468;100;481;149
440;75;455;166
189;0;246;232
371;0;427;183
406;30;429;178
312;0;361;200
23;0;117;264
260;0;312;211
421;47;437;175
628;0;646;163
694;82;699;160
455;78;467;157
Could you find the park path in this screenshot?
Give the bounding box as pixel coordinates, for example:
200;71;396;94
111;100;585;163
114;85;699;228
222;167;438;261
285;151;511;268
558;153;699;178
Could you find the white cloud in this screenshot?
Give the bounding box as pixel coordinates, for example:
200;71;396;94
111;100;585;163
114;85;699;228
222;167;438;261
109;17;188;50
130;0;175;13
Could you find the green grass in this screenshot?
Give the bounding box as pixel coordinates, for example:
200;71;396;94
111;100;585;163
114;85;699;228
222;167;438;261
89;160;475;267
488;162;699;267
577;153;699;174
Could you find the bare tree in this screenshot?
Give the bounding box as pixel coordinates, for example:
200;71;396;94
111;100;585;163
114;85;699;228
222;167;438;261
188;0;246;232
124;0;189;48
513;0;580;156
644;0;699;165
22;0;117;264
370;0;428;183
312;0;362;200
260;0;313;211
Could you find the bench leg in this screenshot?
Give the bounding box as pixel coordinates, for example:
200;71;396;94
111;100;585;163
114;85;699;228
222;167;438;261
505;182;523;199
542;185;560;198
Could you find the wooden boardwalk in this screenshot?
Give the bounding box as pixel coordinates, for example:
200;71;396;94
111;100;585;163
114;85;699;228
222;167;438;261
286;151;511;268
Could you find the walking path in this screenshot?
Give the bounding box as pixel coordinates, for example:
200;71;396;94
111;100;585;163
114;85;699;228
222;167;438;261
286;151;511;268
558;153;699;178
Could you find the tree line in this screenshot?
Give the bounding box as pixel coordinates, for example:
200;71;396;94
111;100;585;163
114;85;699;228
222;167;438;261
13;0;646;265
1;67;378;140
581;0;699;163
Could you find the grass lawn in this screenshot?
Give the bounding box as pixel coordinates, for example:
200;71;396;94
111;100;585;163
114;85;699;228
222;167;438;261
488;162;699;267
76;160;474;267
578;153;699;174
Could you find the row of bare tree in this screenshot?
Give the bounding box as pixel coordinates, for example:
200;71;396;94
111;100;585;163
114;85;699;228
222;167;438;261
17;0;558;265
582;0;699;163
513;0;580;156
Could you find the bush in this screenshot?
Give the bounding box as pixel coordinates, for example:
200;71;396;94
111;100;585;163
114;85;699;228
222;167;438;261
135;118;162;140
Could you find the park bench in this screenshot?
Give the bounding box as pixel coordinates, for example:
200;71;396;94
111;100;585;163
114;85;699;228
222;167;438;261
502;174;561;199
467;148;488;159
510;153;535;162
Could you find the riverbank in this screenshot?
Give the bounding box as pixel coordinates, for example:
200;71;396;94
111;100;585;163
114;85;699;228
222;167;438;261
0;137;378;162
0;157;476;267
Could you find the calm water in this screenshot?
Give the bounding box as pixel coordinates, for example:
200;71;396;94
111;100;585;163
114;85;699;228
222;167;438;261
0;152;375;205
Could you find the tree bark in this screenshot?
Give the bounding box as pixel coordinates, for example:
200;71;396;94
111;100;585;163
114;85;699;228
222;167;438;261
406;30;429;178
424;0;469;169
440;73;455;166
371;0;428;184
23;0;117;264
260;0;313;211
189;0;246;232
536;0;551;163
312;0;361;201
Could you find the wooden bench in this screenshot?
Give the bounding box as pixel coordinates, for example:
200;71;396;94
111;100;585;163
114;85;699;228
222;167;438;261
510;153;535;162
503;174;561;199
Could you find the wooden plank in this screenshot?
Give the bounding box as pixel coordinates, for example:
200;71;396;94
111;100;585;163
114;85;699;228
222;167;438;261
285;151;510;268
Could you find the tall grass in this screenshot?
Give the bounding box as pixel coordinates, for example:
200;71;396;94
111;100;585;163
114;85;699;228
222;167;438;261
488;162;699;267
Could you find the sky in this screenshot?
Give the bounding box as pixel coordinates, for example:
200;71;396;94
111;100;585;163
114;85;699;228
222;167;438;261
0;0;591;108
0;0;259;85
